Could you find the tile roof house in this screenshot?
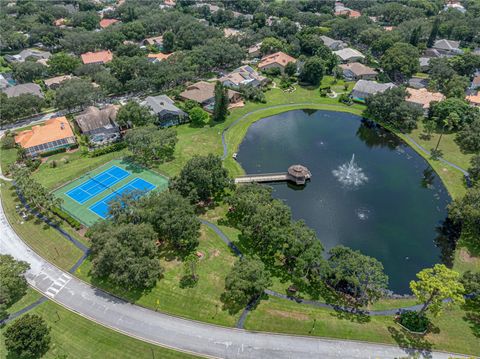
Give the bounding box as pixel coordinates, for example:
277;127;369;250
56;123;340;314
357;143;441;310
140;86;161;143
351;80;395;102
466;92;480;107
2;83;44;98
44;75;74;89
320;36;347;51
143;36;163;48
147;53;173;63
334;2;361;17
443;1;466;13
4;49;51;63
248;42;262;58
334;48;365;63
339;62;377;81
14;117;76;156
433;39;463;56
142;95;188;127
405;88;445;113
219;65;267;89
74;105;120;145
99;18;120;28
470;74;480;90
258;52;296;73
224;28;242;38
80;50;113;65
179;81;242;107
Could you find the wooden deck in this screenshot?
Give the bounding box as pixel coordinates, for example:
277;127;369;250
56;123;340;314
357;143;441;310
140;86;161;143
234;172;289;184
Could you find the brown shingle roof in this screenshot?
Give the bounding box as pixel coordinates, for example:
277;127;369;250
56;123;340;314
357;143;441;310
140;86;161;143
75;105;119;133
258;51;296;69
179;81;239;104
15;117;74;149
80;50;113;65
339;62;377;77
44;75;73;88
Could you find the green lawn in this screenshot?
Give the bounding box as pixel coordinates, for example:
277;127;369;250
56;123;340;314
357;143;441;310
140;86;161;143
6;288;43;315
0;299;198;359
245;296;479;356
0;147;16;176
75;224;240;327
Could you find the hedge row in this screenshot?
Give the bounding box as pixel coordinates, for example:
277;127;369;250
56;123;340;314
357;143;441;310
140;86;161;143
51;206;82;230
89;141;127;157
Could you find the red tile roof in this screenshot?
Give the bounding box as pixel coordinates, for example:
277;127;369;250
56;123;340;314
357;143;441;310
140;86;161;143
80;50;113;65
335;9;361;18
15;117;75;149
405;88;445;109
99;18;119;29
258;52;296;69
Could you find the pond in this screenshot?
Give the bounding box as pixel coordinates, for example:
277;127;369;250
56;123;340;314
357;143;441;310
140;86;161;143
236;109;451;294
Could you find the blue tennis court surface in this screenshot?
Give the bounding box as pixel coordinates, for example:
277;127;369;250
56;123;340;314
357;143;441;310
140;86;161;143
89;178;156;219
66;166;130;204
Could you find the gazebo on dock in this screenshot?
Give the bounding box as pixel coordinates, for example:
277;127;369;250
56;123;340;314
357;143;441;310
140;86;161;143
287;165;312;185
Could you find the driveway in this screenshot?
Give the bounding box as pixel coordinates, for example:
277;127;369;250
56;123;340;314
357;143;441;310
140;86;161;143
0;195;470;358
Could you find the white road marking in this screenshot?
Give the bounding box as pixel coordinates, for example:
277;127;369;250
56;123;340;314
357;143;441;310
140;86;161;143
45;273;71;298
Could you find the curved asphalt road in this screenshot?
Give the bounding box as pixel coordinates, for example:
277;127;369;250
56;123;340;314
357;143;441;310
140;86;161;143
1;196;470;358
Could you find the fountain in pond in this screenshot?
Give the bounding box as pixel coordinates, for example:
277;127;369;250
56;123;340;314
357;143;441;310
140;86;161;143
332;154;368;187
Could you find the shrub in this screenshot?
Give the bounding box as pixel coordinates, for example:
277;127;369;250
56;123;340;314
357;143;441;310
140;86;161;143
1;134;16;149
49;160;57;168
398;310;429;332
51;206;82;230
88;141;126;157
39;147;67;157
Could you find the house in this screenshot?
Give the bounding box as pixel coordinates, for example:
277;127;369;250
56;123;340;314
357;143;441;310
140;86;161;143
179;81;242;108
219;65;267;89
163;0;176;7
334;48;365;63
248;42;262;58
405;88;445;113
383;26;395;31
142;95;188;127
419;57;431;71
224;28;242;38
80;50;113;65
339;62;377;81
0;74;10;89
408;77;429;89
466;92;480;107
143;36;163;49
147;53;173;63
320;36;347;51
54;18;67;27
99;18;119;29
192;3;220;13
2;83;43;98
258;51;296;73
433;39;463;56
74;105;120;145
351;80;395;102
4;48;51;63
443;1;466;13
14;117;76;156
334;2;361;17
44;75;74;89
473;48;480;56
470;74;480;90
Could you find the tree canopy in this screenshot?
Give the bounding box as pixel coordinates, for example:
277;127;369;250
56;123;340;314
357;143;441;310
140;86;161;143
0;255;30;321
4;314;51;359
381;42;419;82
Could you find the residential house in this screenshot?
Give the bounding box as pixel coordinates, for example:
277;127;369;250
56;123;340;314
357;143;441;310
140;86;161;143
44;75;74;89
192;3;220;13
470;74;480;90
339;62;377;81
320;35;347;51
351;80;395;102
54;18;67;27
147;53;173;63
466;92;480;107
143;36;163;49
179;81;242;110
248;42;262;58
0;74;10;89
4;48;51;63
142;95;188;127
258;51;296;73
334;48;365;63
334;2;361;17
408;77;429;89
14;117;76;156
473;48;480;56
163;0;176;7
2;83;43;98
443;1;466;13
383;26;395;31
219;65;267;89
224;28;242;38
405;88;445;114
74;105;120;146
80;50;113;65
419;57;431;72
99;18;119;29
433;39;463;56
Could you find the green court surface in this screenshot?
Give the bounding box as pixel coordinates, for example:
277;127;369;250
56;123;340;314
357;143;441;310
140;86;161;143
53;159;169;226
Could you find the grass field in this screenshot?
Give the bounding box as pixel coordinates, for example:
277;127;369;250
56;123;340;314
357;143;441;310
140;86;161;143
0;297;198;359
53;159;169;226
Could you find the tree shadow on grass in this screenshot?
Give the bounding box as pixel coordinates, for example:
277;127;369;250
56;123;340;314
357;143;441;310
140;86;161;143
387;326;433;359
462;299;480;338
329;307;371;324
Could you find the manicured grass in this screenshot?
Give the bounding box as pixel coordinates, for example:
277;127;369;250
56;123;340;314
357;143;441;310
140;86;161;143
6;288;43;315
245;296;480;356
0;181;83;270
0;147;16;176
0;300;198;359
75;224;239;326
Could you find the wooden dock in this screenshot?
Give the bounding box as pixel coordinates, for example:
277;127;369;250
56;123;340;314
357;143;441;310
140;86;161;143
234;173;289;184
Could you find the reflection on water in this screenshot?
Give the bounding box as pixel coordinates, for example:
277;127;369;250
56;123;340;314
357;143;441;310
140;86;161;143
237;110;450;294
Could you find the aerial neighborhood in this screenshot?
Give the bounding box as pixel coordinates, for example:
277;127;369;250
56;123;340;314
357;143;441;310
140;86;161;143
0;0;479;358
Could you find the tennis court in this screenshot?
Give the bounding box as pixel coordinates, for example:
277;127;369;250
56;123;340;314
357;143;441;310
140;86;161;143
66;166;130;204
53;159;169;226
89;178;156;219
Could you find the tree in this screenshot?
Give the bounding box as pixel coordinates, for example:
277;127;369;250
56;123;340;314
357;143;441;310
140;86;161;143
299;56;324;85
212;81;229;122
221;256;271;313
162;31;175;53
116;100;154;128
455;118;480;153
260;37;285;55
121;21;146;41
188;106;209;127
125;125;178;165
171;154;232;203
72;11;99;30
55;79;100;110
448;184;480;250
444;74;469;98
284;61;297;77
381;42;419;82
0;93;45;125
181;253;199;287
0;255;30;321
427;17;440;47
324;246;388;306
468;155;480;184
88;222;163;289
410;264;465;316
428;98;474;130
4;314;51;359
47;52;81;75
13;61;46;82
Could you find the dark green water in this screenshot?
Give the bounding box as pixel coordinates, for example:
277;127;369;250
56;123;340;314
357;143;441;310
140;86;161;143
236;109;451;294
